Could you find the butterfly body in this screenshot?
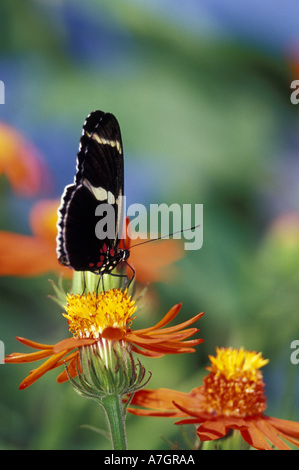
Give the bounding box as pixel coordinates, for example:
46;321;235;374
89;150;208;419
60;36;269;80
88;247;130;275
56;110;129;276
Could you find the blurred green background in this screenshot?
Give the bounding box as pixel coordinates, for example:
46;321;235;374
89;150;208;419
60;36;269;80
1;0;299;450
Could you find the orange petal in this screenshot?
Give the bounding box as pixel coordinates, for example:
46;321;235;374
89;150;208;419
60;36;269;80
195;419;229;440
253;417;292;450
5;349;53;363
4;337;55;363
266;416;299;439
15;337;54;350
19;350;68;389
56;353;80;383
149;312;204;335
53;337;96;354
240;420;275;450
130;388;192;411
130;345;164;357
134;303;182;334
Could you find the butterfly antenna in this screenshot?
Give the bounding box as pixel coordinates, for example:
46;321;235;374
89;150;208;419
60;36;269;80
130;224;201;249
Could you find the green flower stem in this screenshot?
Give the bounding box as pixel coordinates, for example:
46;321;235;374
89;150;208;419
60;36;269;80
102;394;128;450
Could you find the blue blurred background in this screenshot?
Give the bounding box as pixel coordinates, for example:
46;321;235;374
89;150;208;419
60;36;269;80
1;0;299;450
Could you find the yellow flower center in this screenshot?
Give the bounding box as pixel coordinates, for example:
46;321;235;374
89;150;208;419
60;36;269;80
63;289;136;340
202;347;269;418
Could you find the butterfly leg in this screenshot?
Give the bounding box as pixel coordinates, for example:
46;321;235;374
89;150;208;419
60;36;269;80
125;261;135;289
106;270;128;290
98;275;105;294
81;272;87;296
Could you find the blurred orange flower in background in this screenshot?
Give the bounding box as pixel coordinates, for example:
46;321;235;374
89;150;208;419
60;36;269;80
0;122;51;196
0;199;72;277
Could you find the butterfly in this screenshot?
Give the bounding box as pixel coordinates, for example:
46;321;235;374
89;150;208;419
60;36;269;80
56;110;131;279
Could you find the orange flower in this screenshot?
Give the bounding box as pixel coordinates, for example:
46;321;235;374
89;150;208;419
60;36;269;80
128;347;299;450
5;289;204;389
0;199;71;278
0;122;51;196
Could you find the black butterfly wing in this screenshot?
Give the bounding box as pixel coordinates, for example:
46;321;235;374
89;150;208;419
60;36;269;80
56;184;101;270
56;111;124;272
76;111;124;199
